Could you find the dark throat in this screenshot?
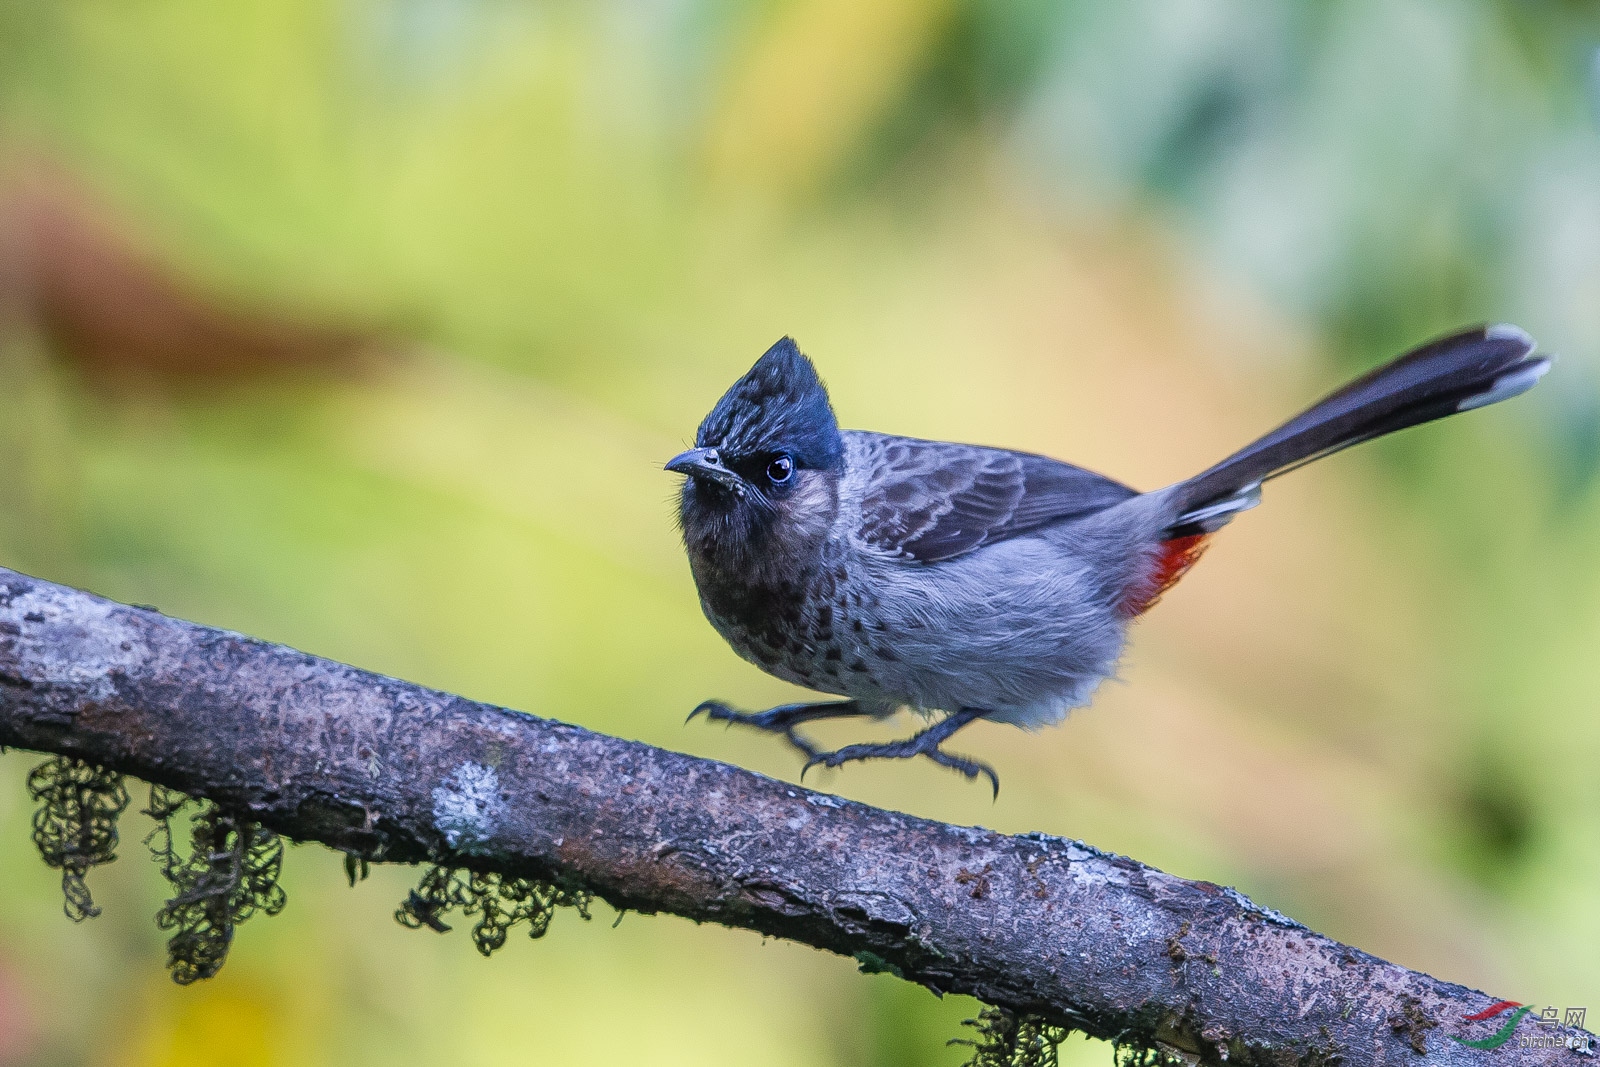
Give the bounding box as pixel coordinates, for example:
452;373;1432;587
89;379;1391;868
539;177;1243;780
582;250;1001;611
681;470;841;650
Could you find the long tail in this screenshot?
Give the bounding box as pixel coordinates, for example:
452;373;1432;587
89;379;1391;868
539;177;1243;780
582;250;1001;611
1167;324;1549;536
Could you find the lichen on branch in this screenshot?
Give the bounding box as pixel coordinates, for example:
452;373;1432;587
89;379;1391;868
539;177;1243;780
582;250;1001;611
26;755;130;921
951;1008;1072;1067
396;863;593;957
144;785;288;984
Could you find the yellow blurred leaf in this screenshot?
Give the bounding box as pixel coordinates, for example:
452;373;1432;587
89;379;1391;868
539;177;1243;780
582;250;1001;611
119;980;280;1067
705;0;957;199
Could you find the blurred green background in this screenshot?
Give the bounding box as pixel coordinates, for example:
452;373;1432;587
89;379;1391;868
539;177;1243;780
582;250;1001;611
0;1;1597;1063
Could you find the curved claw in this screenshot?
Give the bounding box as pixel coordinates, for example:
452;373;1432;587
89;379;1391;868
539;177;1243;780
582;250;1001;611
800;711;1001;797
687;698;843;762
687;700;734;725
947;754;1000;799
684;700;999;793
913;745;998;793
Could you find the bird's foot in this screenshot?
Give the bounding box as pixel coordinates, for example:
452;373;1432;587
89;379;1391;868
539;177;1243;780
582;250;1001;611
687;699;865;761
801;708;999;797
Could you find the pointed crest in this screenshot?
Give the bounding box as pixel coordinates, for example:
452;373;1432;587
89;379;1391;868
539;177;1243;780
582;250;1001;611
696;338;843;469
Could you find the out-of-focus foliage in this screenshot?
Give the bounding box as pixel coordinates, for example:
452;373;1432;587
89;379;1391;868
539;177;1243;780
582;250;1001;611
0;2;1596;1065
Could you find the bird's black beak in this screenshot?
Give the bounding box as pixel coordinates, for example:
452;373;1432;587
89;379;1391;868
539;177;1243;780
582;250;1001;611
665;447;745;493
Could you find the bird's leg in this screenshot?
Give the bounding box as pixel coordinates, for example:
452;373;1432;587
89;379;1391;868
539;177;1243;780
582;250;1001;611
688;699;867;761
802;708;999;796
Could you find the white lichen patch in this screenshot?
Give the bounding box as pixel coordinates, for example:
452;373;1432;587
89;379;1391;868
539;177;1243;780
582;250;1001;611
431;761;504;853
2;580;148;700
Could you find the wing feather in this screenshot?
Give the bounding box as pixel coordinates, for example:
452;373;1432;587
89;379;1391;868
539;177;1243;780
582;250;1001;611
854;434;1137;562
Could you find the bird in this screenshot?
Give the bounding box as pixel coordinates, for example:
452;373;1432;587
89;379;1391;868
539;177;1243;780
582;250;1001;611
666;326;1549;793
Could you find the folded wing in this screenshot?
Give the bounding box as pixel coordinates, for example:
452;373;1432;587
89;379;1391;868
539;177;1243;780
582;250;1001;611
853;434;1137;563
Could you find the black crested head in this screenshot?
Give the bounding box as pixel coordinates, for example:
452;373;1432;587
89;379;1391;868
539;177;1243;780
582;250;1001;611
671;337;845;582
695;337;843;471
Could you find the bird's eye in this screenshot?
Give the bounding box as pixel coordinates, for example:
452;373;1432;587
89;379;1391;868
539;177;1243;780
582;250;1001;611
766;455;794;484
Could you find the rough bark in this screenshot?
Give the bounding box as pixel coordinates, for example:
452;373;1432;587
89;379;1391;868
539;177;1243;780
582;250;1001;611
0;565;1589;1065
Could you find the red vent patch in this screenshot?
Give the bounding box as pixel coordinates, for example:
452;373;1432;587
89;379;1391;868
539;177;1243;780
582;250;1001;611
1123;533;1212;616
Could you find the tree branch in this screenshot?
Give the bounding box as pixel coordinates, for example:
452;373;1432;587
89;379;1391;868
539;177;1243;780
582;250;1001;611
0;565;1588;1064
